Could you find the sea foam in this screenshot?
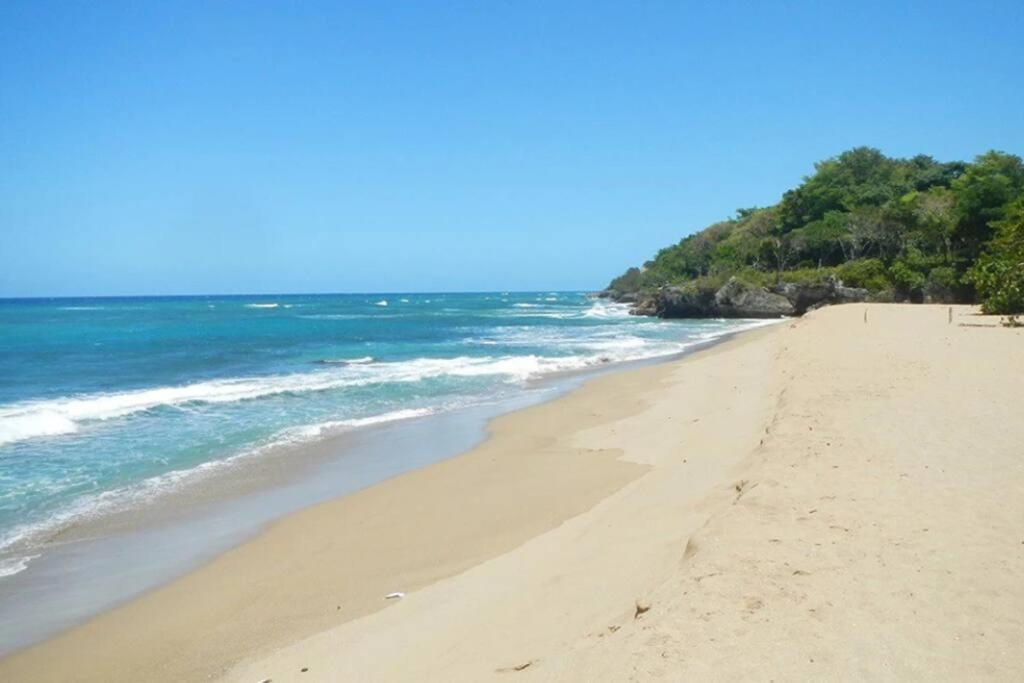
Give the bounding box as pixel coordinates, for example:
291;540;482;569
0;340;696;447
0;356;593;446
0;407;440;565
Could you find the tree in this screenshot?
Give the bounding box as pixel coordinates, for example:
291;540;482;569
838;206;905;261
968;199;1024;314
608;267;643;293
904;155;966;190
778;147;902;229
759;230;796;285
951;151;1024;262
896;187;957;262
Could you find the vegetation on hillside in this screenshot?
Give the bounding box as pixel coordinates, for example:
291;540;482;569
607;148;1024;314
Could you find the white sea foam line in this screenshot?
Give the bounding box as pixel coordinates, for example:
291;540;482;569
318;356;375;365
298;313;373;320
0;407;440;572
491;300;632;320
0;554;39;579
245;303;279;309
581;300;633;318
282;407;434;440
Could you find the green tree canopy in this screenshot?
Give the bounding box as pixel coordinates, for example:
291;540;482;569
605;148;1024;314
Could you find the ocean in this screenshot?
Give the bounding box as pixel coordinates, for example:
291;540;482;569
0;292;771;588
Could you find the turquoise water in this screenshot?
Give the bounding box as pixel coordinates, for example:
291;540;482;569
0;292;767;578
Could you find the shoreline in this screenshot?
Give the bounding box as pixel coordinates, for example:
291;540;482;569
0;350;626;655
4;304;1022;681
0;318;778;665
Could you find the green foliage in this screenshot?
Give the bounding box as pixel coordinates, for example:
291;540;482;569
887;259;927;300
835;259;888;291
607;147;1023;307
967;200;1024;314
776;147;963;232
607;267;644;293
779;148;891;227
779;267;838;286
925;266;958;302
950;151;1024;262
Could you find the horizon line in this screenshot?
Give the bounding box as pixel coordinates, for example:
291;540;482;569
0;288;600;301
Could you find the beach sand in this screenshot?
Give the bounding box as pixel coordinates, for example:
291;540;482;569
3;304;1022;681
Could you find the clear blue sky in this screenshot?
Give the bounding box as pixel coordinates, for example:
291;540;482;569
2;1;1022;296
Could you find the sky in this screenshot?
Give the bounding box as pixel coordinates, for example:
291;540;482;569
1;1;1022;297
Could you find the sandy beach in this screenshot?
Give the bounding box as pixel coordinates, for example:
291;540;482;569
2;303;1022;681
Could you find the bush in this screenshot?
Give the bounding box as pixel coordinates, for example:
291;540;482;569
730;267;773;288
924;266;957;302
968;249;1024;313
779;266;837;286
835;258;889;291
888;260;927;301
680;270;736;292
967;200;1024;314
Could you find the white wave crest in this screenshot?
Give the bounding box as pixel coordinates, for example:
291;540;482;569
317;356;375;365
284;408;434;440
581;301;633;319
245;303;279;309
0;357;567;445
374;300;388;307
0;412;79;444
0;554;39;578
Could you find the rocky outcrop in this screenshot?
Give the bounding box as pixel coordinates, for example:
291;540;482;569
647;286;717;318
771;277;868;315
830;281;871;305
629;293;659;317
716;279;795;317
602;275;868;319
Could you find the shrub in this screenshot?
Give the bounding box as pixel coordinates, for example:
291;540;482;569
888;260;927;301
835;258;889;291
967;200;1024;314
924;266;957;302
777;266;836;286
